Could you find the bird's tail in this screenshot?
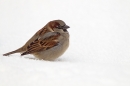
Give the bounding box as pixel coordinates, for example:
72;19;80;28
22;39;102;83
21;52;29;56
3;47;24;56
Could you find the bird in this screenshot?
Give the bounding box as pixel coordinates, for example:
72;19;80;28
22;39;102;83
3;20;70;61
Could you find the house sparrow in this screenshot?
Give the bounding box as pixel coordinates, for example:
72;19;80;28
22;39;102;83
3;20;70;61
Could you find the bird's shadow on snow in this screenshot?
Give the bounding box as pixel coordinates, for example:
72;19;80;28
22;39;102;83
24;56;71;62
1;53;71;62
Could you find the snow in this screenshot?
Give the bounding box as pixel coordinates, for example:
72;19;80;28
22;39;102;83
0;0;130;86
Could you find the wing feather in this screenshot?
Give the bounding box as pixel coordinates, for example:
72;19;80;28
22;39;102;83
21;32;60;56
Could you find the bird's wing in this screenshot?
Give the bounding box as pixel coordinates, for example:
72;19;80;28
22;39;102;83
21;32;60;56
22;27;52;48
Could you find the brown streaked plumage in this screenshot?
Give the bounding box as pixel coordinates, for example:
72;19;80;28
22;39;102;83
3;20;70;61
21;32;60;56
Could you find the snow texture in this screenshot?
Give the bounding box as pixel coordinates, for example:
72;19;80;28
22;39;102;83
0;0;130;86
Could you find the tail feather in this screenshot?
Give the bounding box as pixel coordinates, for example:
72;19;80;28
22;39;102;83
21;52;28;56
3;48;24;56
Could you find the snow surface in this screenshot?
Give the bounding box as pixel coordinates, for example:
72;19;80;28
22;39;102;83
0;0;130;86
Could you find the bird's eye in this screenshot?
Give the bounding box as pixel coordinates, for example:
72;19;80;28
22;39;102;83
55;25;62;29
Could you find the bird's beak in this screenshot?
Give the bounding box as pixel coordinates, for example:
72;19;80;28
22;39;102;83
63;25;70;29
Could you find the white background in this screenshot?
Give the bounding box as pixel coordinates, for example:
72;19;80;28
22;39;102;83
0;0;130;86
